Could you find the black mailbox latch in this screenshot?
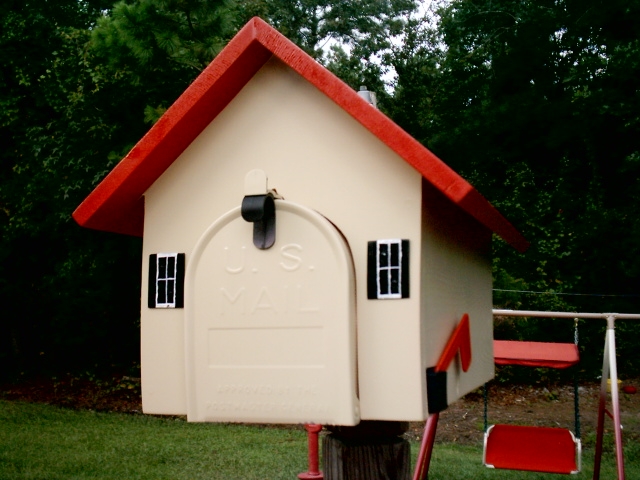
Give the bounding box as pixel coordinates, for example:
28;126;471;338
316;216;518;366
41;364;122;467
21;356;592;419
241;193;276;249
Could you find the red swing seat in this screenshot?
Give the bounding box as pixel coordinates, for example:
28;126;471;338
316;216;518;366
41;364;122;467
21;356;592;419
494;340;579;369
484;340;581;474
484;424;580;474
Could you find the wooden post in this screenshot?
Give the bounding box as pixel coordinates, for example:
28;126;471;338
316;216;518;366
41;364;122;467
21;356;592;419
323;421;411;480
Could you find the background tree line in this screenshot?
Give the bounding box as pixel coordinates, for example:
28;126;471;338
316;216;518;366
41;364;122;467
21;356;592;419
1;0;639;382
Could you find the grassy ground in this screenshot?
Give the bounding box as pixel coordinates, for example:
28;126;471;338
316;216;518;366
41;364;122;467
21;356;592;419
1;399;637;479
0;400;306;479
426;443;636;479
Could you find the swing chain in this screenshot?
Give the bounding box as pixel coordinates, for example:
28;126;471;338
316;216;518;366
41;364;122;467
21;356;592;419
483;383;488;433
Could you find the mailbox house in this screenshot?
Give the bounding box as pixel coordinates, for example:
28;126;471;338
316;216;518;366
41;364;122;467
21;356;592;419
74;17;528;426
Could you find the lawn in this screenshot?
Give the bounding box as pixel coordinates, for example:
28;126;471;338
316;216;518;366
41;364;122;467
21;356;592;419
0;400;636;479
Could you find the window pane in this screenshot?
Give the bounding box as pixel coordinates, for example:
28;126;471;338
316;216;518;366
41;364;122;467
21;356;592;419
379;269;389;295
379;244;389;267
167;280;175;304
158;257;167;279
390;268;400;294
167;256;176;279
158;280;167;304
390;242;399;266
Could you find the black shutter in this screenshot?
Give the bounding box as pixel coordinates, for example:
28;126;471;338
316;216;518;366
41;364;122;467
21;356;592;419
175;253;186;308
148;254;157;308
367;241;378;299
401;239;410;298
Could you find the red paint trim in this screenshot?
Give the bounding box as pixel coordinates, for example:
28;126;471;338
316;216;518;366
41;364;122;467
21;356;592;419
435;313;472;373
73;17;528;252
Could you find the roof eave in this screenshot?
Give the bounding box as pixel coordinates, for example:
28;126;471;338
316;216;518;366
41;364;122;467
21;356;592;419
73;17;529;252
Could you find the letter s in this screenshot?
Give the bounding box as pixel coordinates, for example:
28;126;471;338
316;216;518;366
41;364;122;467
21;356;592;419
280;244;302;271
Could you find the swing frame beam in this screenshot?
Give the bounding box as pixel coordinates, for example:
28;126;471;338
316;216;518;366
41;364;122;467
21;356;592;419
412;309;640;480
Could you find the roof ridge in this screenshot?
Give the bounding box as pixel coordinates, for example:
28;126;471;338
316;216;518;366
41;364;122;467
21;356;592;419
73;17;528;252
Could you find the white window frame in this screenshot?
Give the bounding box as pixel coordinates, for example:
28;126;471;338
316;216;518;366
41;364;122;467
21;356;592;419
155;253;178;308
376;239;404;299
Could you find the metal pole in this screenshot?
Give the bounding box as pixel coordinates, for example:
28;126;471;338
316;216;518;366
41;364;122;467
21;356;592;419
591;317;625;480
412;413;439;480
298;424;323;479
574;318;581;440
593;326;610;480
607;317;625;480
493;310;640;321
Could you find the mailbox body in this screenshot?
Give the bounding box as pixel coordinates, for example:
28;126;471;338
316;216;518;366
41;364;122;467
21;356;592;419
139;57;494;423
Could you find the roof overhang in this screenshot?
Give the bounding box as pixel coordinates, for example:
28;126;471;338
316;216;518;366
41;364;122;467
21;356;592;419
73;17;529;253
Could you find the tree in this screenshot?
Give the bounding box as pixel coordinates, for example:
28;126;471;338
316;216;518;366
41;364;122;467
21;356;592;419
0;0;237;378
235;0;416;57
7;0;637;380
1;0;422;378
233;0;418;104
386;0;640;374
0;0;145;377
389;0;640;309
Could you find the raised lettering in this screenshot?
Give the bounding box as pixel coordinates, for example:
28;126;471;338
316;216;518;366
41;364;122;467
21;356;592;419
251;287;278;314
220;287;245;315
296;284;320;313
224;246;246;274
280;244;303;271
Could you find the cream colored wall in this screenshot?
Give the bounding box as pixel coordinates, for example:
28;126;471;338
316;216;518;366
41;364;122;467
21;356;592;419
420;183;494;418
141;57;424;419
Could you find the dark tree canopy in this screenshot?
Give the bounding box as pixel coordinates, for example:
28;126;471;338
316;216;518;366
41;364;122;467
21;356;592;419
389;0;640;311
389;0;640;375
1;0;639;380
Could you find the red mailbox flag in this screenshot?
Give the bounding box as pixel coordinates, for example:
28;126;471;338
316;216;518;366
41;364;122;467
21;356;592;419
435;313;472;373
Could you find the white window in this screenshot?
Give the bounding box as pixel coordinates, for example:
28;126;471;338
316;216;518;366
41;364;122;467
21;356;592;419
148;253;185;308
156;254;177;307
368;239;410;300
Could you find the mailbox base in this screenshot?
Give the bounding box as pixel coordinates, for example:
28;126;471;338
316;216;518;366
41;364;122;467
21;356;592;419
323;421;410;480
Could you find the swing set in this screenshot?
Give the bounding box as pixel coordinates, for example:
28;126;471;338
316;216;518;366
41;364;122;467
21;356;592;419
413;309;640;480
483;322;582;475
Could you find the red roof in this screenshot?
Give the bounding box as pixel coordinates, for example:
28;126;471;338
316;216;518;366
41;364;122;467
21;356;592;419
73;17;529;252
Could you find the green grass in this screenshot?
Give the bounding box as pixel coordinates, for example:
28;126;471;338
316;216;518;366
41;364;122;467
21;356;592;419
1;400;637;479
424;442;639;479
0;400;307;479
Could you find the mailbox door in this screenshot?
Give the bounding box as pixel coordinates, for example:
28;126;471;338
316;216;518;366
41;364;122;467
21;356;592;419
185;200;359;425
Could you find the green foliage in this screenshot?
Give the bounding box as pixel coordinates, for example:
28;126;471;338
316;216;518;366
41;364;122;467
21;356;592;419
424;0;640;315
234;0;419;105
382;0;640;378
0;0;237;378
234;0;417;58
400;1;636;380
0;0;425;379
0;0;143;378
92;0;236;73
1;0;639;382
